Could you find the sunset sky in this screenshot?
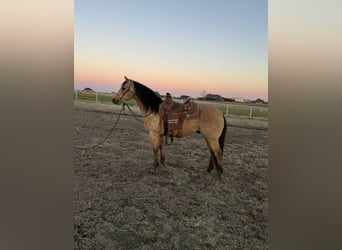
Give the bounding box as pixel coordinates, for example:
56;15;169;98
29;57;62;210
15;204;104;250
75;0;268;100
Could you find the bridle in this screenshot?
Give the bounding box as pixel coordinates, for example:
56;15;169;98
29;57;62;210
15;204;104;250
118;80;135;102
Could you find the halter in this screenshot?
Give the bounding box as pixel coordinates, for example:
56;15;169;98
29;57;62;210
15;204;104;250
118;80;135;101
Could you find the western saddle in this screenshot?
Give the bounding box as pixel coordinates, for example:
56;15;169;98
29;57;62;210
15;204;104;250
159;98;199;138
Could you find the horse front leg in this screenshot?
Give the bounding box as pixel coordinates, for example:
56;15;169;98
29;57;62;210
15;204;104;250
149;132;162;171
152;148;159;169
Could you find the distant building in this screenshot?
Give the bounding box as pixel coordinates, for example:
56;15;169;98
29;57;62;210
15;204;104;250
204;94;224;101
179;95;190;100
234;97;245;103
251;98;267;104
223;97;235;102
83;87;95;92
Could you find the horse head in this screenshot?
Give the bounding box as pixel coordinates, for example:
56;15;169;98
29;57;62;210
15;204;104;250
112;76;135;104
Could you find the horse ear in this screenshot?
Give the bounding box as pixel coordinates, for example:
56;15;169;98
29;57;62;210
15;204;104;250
124;76;128;80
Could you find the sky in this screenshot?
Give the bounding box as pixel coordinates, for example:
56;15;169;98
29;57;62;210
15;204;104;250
75;0;268;100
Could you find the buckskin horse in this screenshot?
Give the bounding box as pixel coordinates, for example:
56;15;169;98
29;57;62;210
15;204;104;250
112;76;227;178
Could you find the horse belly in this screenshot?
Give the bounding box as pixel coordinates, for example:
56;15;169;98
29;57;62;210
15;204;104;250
198;106;224;138
177;119;199;137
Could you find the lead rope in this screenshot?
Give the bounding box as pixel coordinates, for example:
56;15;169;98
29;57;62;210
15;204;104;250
74;104;125;150
123;103;152;123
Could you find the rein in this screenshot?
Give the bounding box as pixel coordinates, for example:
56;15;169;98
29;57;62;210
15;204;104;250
118;87;134;102
123;103;152;123
74;104;125;150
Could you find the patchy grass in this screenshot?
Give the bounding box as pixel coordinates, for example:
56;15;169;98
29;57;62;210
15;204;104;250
74;102;268;249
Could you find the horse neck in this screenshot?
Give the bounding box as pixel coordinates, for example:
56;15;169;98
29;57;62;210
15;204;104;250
134;95;154;116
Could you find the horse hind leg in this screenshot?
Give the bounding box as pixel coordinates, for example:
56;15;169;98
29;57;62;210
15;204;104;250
205;140;215;173
214;147;223;177
207;154;214;173
213;152;223;180
206;139;223;179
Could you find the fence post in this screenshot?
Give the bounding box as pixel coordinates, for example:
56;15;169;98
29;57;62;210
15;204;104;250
226;105;229;117
75;90;77;101
96;92;98;102
249;107;253;119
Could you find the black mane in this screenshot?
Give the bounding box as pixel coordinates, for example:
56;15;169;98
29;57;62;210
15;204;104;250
132;80;162;113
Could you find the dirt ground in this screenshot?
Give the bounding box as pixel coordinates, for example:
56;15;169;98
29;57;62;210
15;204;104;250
74;102;268;249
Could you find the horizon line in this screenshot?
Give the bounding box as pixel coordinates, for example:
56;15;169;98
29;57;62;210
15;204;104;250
74;87;268;101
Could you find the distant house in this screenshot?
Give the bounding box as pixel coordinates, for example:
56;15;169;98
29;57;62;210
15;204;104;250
251;98;267;104
223;97;235;102
234;97;245;103
83;87;95;92
179;95;190;100
204;94;224;101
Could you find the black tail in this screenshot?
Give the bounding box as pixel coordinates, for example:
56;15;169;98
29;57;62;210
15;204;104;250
219;115;227;152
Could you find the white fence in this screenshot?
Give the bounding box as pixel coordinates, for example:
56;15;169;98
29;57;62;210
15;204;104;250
193;100;268;120
74;90;268;120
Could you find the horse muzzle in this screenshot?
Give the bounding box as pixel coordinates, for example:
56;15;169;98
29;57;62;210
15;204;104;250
112;96;120;104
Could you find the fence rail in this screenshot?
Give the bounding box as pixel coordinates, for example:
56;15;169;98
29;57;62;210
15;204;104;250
74;90;268;120
199;101;268;120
